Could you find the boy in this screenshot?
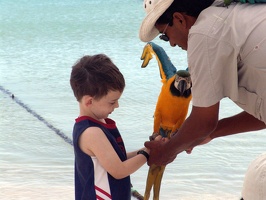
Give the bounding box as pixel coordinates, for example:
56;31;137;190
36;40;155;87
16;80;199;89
70;54;150;200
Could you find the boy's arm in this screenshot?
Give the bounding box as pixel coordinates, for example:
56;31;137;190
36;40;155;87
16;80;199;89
79;127;149;179
127;147;147;159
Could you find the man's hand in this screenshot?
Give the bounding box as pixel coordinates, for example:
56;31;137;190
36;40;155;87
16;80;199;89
144;137;176;166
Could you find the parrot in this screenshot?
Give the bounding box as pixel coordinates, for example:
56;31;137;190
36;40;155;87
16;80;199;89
140;42;192;200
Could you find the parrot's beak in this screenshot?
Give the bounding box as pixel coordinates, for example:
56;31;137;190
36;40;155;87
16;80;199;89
175;80;187;95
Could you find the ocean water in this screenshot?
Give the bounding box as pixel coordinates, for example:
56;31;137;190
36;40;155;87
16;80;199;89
0;0;265;199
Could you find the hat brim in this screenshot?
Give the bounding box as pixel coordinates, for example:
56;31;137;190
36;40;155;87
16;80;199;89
139;0;174;42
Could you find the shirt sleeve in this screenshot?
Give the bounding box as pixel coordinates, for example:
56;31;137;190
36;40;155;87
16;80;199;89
188;33;239;107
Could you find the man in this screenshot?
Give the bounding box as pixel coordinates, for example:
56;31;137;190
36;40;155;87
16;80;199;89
139;0;266;166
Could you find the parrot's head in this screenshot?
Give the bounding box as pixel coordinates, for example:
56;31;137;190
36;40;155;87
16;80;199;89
170;70;192;98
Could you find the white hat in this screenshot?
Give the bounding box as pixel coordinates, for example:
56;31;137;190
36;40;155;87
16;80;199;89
139;0;174;42
242;153;266;200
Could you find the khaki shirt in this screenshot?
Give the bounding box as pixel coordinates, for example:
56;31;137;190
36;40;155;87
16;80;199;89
188;2;266;123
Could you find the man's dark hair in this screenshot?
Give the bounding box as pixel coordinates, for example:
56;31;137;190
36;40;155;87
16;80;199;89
157;0;215;25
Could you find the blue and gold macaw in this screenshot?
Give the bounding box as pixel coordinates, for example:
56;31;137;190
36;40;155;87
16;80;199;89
140;42;192;200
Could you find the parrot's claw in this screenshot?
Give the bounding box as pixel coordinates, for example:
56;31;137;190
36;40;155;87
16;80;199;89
149;133;159;141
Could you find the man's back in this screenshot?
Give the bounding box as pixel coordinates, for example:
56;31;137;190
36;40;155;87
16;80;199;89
188;2;266;122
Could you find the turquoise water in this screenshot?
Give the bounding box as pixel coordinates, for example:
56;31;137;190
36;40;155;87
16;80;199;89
1;0;265;199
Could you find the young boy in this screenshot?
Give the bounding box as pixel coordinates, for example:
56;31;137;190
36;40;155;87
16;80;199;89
70;54;150;200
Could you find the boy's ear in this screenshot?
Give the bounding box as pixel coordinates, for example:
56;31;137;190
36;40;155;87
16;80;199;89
83;95;93;106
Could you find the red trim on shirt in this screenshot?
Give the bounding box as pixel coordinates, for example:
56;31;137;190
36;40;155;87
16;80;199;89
96;195;104;200
95;185;112;199
75;116;116;129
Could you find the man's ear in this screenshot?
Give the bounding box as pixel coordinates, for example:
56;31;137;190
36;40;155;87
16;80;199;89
172;12;187;28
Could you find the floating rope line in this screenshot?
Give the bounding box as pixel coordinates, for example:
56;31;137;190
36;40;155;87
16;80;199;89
0;85;73;146
0;85;145;198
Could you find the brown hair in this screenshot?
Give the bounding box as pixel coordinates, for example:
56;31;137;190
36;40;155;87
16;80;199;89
70;54;125;101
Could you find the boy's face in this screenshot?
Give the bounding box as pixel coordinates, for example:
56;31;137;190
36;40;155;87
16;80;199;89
89;90;122;120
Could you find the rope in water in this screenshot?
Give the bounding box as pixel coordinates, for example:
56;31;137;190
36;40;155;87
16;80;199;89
0;85;73;145
0;85;144;199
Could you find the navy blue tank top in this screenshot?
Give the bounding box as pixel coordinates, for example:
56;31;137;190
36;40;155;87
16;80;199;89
73;116;131;200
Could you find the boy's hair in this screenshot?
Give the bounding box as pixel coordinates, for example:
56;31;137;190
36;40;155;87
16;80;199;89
157;0;215;25
70;54;125;101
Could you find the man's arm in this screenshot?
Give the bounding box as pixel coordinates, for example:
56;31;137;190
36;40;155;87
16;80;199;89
187;110;266;154
210;111;266;139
